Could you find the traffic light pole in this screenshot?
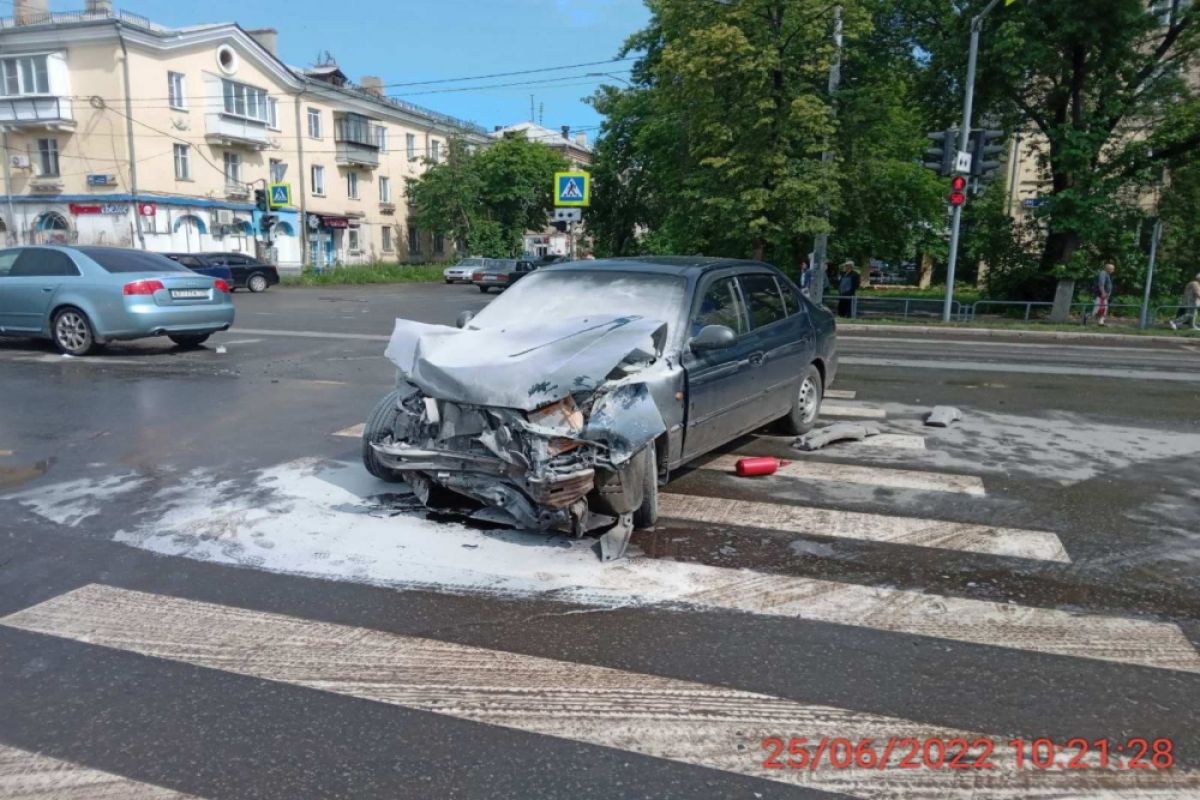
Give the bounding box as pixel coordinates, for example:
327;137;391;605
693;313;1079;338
810;4;842;305
943;0;1003;322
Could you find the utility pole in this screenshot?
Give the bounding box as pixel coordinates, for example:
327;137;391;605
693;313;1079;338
1140;219;1164;329
809;4;842;304
943;0;1004;321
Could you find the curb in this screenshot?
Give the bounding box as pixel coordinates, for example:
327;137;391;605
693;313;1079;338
837;323;1193;345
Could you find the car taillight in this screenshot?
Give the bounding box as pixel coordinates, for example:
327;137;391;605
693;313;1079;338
497;274;509;281
123;279;164;296
472;272;483;280
213;279;231;293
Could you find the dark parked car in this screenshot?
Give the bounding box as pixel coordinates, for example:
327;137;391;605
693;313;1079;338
470;258;533;293
362;256;837;558
162;252;279;293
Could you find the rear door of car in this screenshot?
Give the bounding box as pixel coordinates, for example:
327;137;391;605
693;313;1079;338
220;254;254;285
681;272;756;459
1;249;81;332
737;271;813;421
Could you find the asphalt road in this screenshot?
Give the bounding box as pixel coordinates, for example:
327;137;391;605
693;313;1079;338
1;283;1199;799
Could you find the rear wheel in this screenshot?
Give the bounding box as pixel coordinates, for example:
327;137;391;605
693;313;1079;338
247;273;269;293
168;334;210;348
478;285;489;293
778;364;823;435
51;307;97;356
363;390;405;482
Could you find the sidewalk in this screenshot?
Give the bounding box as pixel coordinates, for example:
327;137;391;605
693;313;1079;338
838;322;1198;345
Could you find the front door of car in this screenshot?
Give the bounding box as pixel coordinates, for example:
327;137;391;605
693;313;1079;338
681;274;756;459
737;272;813;423
0;249;80;332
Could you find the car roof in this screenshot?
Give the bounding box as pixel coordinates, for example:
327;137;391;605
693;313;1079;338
543;256;777;278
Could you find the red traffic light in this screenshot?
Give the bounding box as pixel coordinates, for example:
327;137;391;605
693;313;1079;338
948;175;968;206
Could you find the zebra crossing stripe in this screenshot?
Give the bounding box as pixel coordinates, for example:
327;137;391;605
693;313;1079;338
659;493;1064;561
824;389;857;399
822;401;887;419
0;742;196;799
703;455;986;496
4;585;1197;799
332;423;365;438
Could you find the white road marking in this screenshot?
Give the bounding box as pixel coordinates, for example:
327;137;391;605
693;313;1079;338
660;493;1066;561
7;586;1198;800
229;327;390;342
333;423;365;438
841;356;1200;384
824;389;857;399
216;338;264;345
821;401;887;419
0;742;195;799
753;432;927;450
843;335;1198;355
702;454;985;496
0;449;12;457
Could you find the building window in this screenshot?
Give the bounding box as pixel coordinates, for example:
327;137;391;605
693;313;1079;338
174;144;191;180
307;108;322;139
408;225;421;255
224;151;242;187
311;164;325;196
434;233;445;255
346;171;359;199
379;176;391;203
375;126;388;152
348;228;361;252
430;140;441;163
221;79;270;123
406;133;416;160
0;55;49;96
382;226;393;252
36;138;59;177
267;97;279;130
167;72;186;110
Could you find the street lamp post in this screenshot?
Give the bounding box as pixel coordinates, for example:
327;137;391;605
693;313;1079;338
943;0;1004;322
809;4;843;305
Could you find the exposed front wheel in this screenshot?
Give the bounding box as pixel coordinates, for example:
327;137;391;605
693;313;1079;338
52;308;97;356
247;273;269;293
778;364;823;435
362;390;405;482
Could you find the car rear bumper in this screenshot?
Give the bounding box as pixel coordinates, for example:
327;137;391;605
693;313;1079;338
98;303;235;340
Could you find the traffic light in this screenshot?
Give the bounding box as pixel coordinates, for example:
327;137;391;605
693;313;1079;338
948;175;968;207
259;213;278;233
970;129;1007;180
254;189;269;213
922;129;958;177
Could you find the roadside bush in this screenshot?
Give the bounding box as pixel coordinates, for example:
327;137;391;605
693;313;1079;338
282;263;446;286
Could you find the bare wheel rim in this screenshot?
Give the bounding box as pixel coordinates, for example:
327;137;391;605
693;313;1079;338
798;376;819;423
55;311;89;352
249;274;267;291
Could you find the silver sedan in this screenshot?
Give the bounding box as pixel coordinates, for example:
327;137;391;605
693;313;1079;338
0;245;235;355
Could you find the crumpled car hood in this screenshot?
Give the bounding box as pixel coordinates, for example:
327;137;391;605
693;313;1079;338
384;314;668;411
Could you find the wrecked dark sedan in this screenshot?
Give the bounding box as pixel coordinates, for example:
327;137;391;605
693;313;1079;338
362;257;837;558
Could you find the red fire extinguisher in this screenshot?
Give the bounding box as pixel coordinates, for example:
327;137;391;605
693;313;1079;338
734;457;789;477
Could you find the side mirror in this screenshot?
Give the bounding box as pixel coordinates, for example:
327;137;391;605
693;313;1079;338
455;310;476;329
689;324;736;353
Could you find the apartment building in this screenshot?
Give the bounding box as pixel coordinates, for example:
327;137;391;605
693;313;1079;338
0;0;486;270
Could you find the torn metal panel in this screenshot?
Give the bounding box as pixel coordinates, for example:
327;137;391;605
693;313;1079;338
384;315;668;411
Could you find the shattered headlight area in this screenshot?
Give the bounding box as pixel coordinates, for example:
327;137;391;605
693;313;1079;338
367;314;670;558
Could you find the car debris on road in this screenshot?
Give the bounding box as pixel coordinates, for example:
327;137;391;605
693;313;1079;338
793;422;882;451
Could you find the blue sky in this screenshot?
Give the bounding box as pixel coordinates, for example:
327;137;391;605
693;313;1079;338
120;0;649;134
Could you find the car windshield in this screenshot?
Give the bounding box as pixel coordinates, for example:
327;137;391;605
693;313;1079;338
469;270;687;335
77;248;191;274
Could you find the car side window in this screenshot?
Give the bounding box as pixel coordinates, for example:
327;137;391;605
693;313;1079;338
739;273;788;329
176;256;204;268
224;255;252;266
693;277;747;336
11;250;80;277
0;250;18;277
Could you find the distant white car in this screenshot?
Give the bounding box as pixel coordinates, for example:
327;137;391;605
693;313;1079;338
444;257;486;284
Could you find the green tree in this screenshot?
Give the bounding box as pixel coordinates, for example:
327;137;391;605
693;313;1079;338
404;138;481;254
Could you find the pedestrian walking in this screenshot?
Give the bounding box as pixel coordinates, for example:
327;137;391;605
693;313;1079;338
836;261;861;318
1085;263;1116;326
798;261;813;297
1168;272;1200;331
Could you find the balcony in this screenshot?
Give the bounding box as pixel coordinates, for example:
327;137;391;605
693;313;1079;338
205;112;271;150
334;116;382;169
0;96;74;130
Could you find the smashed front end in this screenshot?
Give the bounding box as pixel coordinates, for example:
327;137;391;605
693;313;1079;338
366;315;670;554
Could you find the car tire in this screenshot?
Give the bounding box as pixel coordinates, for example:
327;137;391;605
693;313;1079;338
247;273;269;293
363;390;405;482
51;307;97;356
632;444;659;529
168;334;210;348
478;285;489;293
778;364;823;435
445;278;453;284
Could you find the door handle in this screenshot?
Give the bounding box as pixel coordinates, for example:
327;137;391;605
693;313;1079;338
748;351;765;367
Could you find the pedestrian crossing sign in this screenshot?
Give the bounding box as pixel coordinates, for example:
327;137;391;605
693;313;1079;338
268;183;292;209
554;171;590;207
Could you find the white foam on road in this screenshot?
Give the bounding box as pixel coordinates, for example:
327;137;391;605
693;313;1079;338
658;493;1065;561
703;454;985;495
6;472;147;527
333;423;365;438
0;742;195;799
821;401;887;419
6;585;1197;800
50;458;1192;674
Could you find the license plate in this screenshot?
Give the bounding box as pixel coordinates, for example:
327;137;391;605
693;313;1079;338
171;289;208;299
484;276;498;281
